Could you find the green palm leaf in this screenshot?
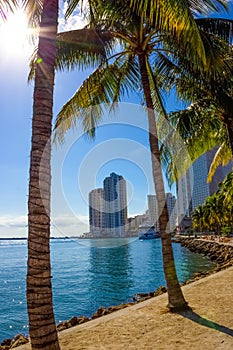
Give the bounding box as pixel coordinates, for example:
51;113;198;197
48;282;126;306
196;18;233;43
56;29;114;71
54;55;140;142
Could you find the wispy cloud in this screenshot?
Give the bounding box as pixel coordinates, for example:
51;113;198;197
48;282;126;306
58;0;88;32
0;214;89;238
0;215;27;228
51;214;89;237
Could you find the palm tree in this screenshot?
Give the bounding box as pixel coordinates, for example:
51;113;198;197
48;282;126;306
54;0;229;310
25;1;114;347
192;205;204;232
192;172;233;235
161;31;233;184
24;0;61;349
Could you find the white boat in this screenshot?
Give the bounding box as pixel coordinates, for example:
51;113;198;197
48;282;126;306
138;224;160;240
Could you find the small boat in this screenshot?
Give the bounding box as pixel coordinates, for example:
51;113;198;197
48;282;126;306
138;224;160;240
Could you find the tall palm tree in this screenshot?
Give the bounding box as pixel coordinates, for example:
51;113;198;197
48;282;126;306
25;1;113;348
54;0;229;310
24;0;61;349
192;205;204;232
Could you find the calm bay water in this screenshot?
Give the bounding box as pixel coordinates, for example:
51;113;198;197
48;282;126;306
0;237;216;342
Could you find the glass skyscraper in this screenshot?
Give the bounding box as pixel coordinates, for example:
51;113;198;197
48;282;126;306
103;172;127;236
177;148;232;220
89;173;127;236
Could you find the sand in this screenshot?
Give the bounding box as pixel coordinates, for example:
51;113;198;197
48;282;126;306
16;266;233;350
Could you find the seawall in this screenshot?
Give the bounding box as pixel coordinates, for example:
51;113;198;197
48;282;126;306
175;236;233;269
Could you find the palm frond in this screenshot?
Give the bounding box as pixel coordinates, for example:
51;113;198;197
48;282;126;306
65;0;82;19
28;28;115;80
161;99;227;184
207;142;232;182
54;55;140;143
130;0;228;17
196;18;233;44
56;29;114;71
0;0;18;19
22;0;43;28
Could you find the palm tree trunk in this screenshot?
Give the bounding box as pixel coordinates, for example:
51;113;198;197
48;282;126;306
138;54;188;311
27;0;60;349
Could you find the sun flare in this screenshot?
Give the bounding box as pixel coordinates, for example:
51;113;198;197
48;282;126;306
0;9;34;58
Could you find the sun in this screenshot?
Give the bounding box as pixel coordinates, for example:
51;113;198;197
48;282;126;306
0;9;34;58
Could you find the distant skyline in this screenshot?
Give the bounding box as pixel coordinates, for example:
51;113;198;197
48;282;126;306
0;1;233;238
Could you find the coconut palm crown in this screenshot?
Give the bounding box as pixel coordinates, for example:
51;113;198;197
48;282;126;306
52;0;231;310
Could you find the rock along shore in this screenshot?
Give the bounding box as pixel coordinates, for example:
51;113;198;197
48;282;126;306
175;236;233;269
1;237;233;350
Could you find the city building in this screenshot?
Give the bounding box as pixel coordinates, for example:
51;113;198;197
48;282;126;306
166;192;177;231
176;148;232;225
89;188;104;235
103;172;128;235
127;213;149;231
147;193;177;231
89;173;128;236
176;167;193;218
147;194;159;230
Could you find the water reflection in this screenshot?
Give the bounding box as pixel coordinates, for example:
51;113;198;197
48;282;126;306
88;241;133;309
77;237;135;248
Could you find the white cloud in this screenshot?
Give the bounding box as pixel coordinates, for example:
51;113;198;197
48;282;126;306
51;214;89;237
0;215;27;228
0;214;89;238
58;0;88;32
0;215;27;238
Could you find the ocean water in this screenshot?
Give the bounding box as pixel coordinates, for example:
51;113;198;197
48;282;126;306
0;238;216;342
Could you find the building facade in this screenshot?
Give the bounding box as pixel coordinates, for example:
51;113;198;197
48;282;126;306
176;148;232;223
176;167;193;218
166;192;177;231
147;194;159;230
147;193;177;231
89;173;128;236
103;172;127;235
89;188;104;235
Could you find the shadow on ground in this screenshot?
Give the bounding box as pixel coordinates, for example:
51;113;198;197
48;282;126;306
178;308;233;337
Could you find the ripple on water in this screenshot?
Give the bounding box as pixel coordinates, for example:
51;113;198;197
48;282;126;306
0;238;216;342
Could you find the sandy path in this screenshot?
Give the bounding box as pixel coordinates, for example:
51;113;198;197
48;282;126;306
17;267;233;350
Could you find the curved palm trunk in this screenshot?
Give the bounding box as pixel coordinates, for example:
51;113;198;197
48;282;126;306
27;1;60;349
138;54;188;311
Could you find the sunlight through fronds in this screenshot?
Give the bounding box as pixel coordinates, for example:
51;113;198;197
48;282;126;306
54;54;140;143
207;142;232;182
22;0;43;28
0;0;18;19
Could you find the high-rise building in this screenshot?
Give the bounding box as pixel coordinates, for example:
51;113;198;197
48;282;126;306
166;192;177;231
89;188;104;235
147;194;159;230
103;172;127;235
176;167;193;218
177;148;232;221
147;193;177;231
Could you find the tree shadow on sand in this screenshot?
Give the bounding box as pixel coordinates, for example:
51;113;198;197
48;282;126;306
177;308;233;337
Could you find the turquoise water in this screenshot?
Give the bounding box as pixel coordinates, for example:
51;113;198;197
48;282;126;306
0;238;216;342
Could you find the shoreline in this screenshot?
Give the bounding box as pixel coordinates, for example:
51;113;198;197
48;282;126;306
1;237;233;349
14;265;233;350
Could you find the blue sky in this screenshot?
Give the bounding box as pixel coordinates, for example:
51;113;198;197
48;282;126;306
0;1;232;238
